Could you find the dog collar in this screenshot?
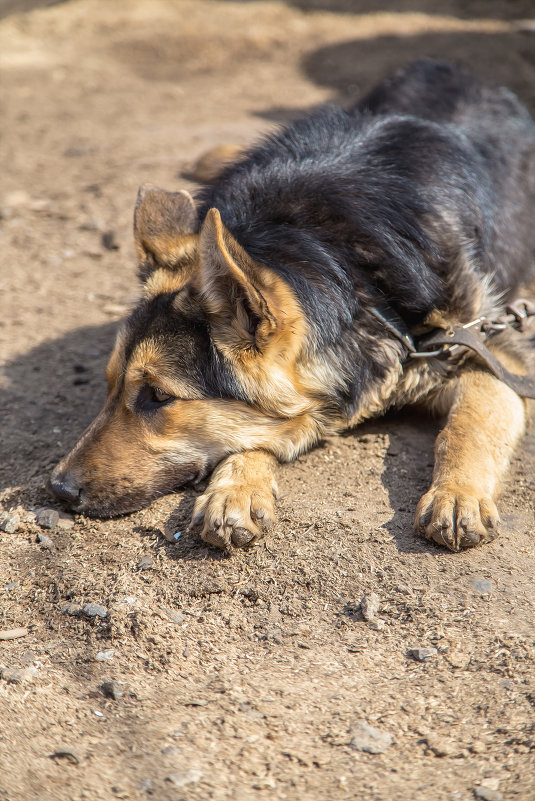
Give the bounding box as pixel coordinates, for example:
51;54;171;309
410;299;535;399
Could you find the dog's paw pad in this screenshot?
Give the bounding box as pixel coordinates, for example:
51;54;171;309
414;488;500;551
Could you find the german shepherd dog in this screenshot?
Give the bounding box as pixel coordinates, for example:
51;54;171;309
50;60;535;552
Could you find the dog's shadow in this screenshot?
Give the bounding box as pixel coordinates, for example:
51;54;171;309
252;28;535;128
374;410;441;554
0;320;119;506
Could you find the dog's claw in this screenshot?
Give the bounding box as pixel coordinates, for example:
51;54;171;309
415;487;500;551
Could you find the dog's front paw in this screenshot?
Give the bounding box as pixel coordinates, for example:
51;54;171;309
191;452;278;549
414;486;500;551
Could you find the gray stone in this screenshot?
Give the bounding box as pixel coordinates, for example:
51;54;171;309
360;592;381;621
470;578;493;595
37;532;55;551
161;745;181;756
349;721;392;754
0;627;28;640
409;647;438;662
83;603;108;618
96;649;115;661
137;555;154;570
474;788;503;801
368;619;386;631
61;602;83;616
36;509;59;529
101;230;120;250
166;770;203;788
425;734;457;757
1;667;32;684
0;513;20;534
161;606;185;624
57;516;75;531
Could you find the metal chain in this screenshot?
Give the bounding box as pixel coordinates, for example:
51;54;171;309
410;298;535;360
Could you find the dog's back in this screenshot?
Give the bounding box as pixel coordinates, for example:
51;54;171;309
200;60;535;331
357;59;535;298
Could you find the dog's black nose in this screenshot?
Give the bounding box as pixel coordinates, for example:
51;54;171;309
48;472;82;507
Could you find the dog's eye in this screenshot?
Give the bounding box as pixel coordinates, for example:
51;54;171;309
152;386;173;404
137;384;175;411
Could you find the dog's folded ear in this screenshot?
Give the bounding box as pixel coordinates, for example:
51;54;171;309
198;208;302;354
134;184;199;278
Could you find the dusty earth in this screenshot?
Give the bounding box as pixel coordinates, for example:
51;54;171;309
1;1;535;799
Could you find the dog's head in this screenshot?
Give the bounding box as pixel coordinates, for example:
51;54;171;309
49;185;313;516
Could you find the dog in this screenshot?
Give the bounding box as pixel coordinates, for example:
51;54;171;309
49;59;535;552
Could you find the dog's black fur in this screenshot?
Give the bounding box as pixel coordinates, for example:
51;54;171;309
198;59;535;418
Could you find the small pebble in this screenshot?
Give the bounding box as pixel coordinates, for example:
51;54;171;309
0;513;20;534
480;779;501;792
348;721;392;754
36;509;59;529
409;647;438;662
57;516;75;531
51;748;80;765
137;555;154;570
161;745;181;756
469;578;493;595
474;788;503;801
96;649;115;662
101;681;123;700
166;770;203;788
83;603;108;618
37;532;55;551
139;778;154;795
101;230;120;250
360;592;381;621
1;667;32;684
61;602;83;616
161;607;185;624
0;627;28;640
162;529;178;543
368;619;386;631
424;734;457;757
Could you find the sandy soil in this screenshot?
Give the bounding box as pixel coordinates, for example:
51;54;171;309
1;1;535;799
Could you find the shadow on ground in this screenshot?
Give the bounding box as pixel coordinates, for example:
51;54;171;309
0;321;118;492
302;30;535;109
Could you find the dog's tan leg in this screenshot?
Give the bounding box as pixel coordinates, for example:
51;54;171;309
191;450;278;549
414;356;527;551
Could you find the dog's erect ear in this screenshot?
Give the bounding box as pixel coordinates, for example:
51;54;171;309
198;208;282;351
134;184;199;277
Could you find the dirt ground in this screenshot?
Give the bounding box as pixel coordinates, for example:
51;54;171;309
1;1;535;799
